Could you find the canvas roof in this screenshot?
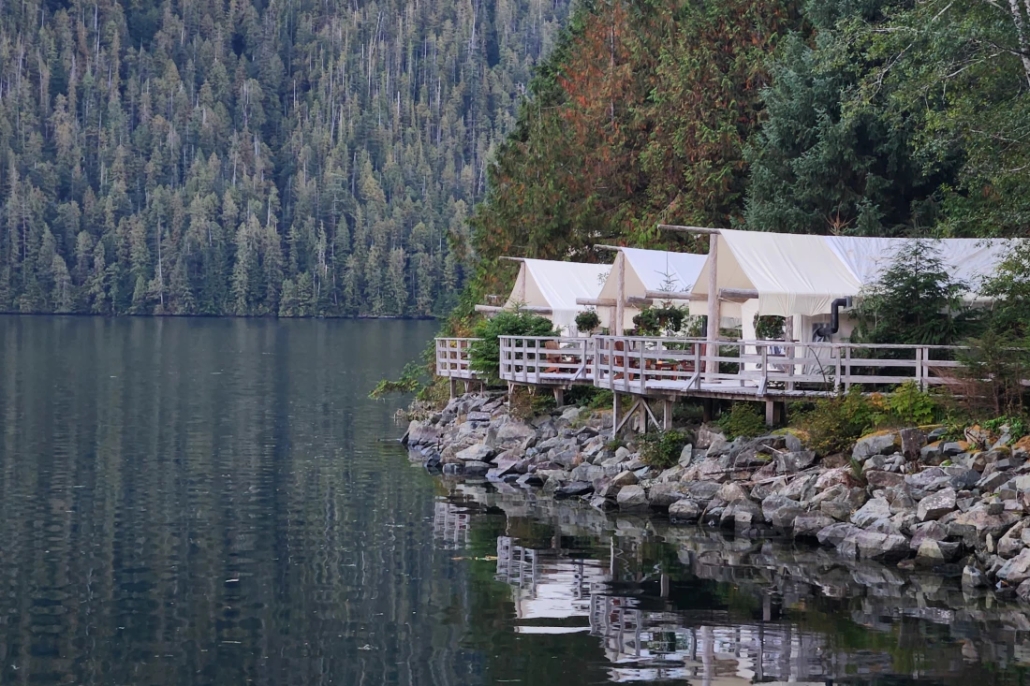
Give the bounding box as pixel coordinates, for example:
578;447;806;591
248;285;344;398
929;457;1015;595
504;258;611;333
691;229;1022;318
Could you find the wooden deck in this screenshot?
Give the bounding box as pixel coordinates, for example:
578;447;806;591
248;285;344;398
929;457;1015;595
435;334;1029;431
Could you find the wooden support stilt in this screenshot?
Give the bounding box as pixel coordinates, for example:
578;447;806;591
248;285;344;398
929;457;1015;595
663;399;673;431
702;399;713;423
553;387;564;407
765;400;775;427
449;378;457;398
612;393;623;438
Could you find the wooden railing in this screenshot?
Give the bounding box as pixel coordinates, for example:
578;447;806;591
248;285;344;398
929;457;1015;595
592;336;986;397
435;338;482;380
498;336;595;385
436;335;1030;397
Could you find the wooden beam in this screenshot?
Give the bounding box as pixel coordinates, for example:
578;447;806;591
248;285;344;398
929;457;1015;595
475;304;553;315
658;224;724;235
576;297;617;306
719;287;759;299
593;244;623;251
498;256;525;262
644;290;704;301
626;296;653;307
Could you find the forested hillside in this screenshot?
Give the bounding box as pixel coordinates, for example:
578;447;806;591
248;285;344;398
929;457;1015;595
463;0;1030;307
0;0;570;316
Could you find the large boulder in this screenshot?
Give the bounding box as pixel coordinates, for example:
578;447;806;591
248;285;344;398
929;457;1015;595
852;432;899;461
917;487;957;522
648;483;689;509
762;495;804;530
794;513;835;539
668;499;702;523
456;443;495;463
997;548;1030;585
617;485;649;511
904;467;951;497
682;481;722;504
817;522;860;547
899;428;927;460
850;497;892;529
496;420;537;443
851;531;910;561
946;506;1021;541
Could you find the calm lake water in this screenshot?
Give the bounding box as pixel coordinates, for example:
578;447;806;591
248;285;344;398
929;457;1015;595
2;316;1030;686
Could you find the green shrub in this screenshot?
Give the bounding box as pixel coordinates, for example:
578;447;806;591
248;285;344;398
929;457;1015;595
798;387;877;456
718;403;767;439
632;305;688;336
884;381;941;426
575;309;601;334
469;309;557;383
639;430;690;470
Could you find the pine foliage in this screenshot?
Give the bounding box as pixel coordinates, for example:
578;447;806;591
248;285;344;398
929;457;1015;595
0;0;571;316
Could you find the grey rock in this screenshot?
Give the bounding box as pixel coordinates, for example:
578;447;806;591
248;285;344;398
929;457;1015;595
516;473;545;487
946;467;981;491
560;406;583;423
615;446;632;461
1017;579;1030;602
909;521;948;550
866;471;905;489
904;467;951;496
997;548;1030;584
762;495;805;530
962;565;988;589
794;513;835;539
776;450;817;474
850;530;910;561
817;522;860;547
917;488;957;522
456;443;494;462
668;499;702;523
915;540;947;566
979;471;1010;493
617;485;649;510
851;497;892;529
646;483;688;509
998;521;1027;558
589;496;616;511
716;482;750;504
852;433;899;461
947;506;1020;541
463;460;491;477
611;470;638;487
496;421;536;443
942;441;966;456
683;481;722;504
678;444;695;468
555;481;594;499
989;497;1005;516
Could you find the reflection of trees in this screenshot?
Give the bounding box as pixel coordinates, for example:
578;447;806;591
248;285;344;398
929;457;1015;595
0;317;473;686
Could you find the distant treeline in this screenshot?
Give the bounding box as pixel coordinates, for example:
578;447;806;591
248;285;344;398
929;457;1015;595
0;0;570;317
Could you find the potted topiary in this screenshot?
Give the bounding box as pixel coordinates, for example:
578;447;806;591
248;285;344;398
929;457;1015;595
575;309;601;336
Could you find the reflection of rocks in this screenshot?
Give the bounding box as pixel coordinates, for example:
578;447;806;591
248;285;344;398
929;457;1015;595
407;393;1030;594
450;480;1030;681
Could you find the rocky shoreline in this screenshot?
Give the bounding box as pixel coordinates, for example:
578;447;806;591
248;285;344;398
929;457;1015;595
404;392;1030;598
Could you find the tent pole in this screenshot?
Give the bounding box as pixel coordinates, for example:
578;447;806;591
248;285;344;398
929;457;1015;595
615;252;625;336
705;234;720;381
519;263;526;304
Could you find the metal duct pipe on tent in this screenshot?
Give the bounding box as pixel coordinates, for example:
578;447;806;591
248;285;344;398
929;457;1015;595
815;297;853;337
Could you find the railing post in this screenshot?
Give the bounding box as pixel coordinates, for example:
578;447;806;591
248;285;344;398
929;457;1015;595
761;343;768;391
834;344;842;393
639;343;646;394
917;347;926;391
844;346;852;392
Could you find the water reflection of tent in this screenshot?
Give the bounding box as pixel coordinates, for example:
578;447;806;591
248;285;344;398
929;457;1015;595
495;537;609;627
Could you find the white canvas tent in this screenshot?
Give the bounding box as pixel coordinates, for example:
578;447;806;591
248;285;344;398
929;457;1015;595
478;258;611;335
688;229;1021;347
582;247;726;334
